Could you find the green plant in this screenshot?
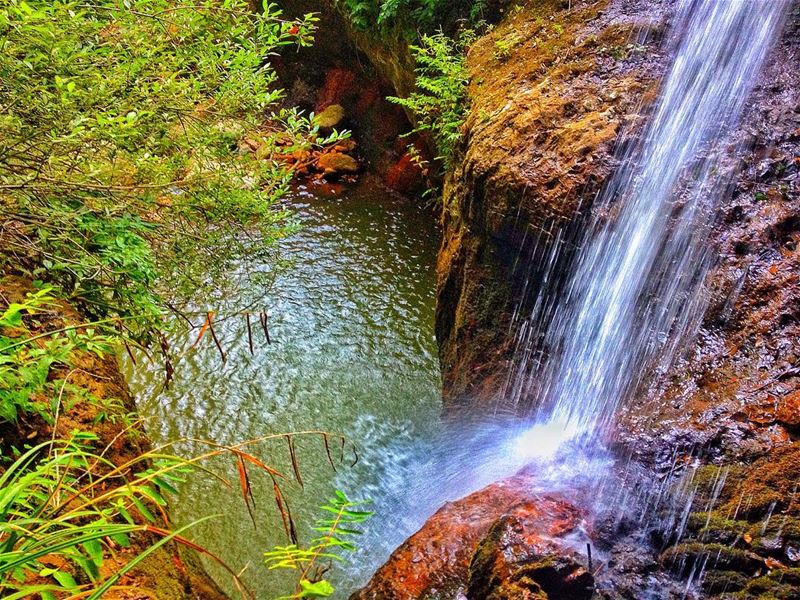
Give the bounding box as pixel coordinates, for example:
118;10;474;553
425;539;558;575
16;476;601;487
0;287;118;424
493;31;522;59
0;435;200;599
1;431;347;599
335;0;485;31
469;0;488;23
334;0;436;30
389;29;473;170
265;490;373;599
0;0;319;345
273;108;352;154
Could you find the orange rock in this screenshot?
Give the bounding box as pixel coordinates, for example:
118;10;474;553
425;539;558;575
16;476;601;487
351;473;590;600
316;152;359;175
384;151;426;195
292;149;312;162
776;390;800;428
315;67;357;112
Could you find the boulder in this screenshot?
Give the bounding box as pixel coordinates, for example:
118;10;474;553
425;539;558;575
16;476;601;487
468;510;593;600
316;151;359;176
776;390;800;429
384;150;426;195
435;0;666;410
313;103;346;129
350;473;590;600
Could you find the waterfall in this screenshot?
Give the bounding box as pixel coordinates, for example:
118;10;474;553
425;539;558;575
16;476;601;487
508;0;789;441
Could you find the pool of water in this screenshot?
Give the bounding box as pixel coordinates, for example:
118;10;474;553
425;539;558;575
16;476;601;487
125;180;442;598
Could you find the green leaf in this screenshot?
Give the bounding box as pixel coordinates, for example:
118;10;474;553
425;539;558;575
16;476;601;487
82;539;104;567
298;579;334;598
52;570;78;590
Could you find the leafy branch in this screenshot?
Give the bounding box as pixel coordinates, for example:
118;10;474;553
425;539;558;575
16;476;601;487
389;29;473;171
265;490;373;599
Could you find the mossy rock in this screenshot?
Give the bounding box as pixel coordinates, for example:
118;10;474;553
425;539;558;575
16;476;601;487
661;542;762;576
313;104;345;129
731;569;800;599
686;512;748;545
750;516;800;549
702;569;748;595
687;465;747;507
722;446;800;520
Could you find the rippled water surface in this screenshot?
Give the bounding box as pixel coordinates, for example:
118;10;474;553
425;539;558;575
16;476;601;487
126;182;441;597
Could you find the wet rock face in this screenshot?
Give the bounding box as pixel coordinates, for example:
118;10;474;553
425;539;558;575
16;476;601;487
618;10;800;471
436;0;670;409
468;512;593;600
652;444;800;599
350;474;591;600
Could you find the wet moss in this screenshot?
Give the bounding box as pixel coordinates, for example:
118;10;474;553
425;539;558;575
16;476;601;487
688;464;747;507
751;516;800;546
663;445;800;598
701;569;748;595
661;542;762;576
686;512;748;545
723;445;800;519
732;569;800;600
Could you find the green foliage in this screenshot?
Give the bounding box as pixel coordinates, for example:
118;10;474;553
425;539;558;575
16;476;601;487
0;0;319;344
493;31;522;59
265;490;373;599
0;436;195;598
273;108;352;154
334;0;428;30
389;30;473;170
0;287;117;424
335;0;482;31
1;431;344;598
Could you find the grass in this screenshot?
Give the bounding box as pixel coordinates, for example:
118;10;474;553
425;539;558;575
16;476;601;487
0;429;355;599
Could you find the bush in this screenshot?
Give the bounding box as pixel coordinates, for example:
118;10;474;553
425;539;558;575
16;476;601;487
0;0;317;344
389;30;473;170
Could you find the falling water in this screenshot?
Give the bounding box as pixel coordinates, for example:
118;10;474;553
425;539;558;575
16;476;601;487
507;0;789;441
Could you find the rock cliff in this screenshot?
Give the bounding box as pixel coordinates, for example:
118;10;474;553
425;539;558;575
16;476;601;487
347;0;800;597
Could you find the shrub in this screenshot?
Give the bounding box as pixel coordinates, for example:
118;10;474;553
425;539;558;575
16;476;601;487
265;490;373;599
0;0;318;344
389;30;473;170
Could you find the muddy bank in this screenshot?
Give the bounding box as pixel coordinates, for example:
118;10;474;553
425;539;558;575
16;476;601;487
0;276;226;600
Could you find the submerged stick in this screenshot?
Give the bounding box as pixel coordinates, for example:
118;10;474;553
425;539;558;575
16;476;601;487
123;340;137;366
206;311;227;363
259;311;271;345
158;332;174;388
322;433;336;472
587;543;593;574
245;312;254;355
